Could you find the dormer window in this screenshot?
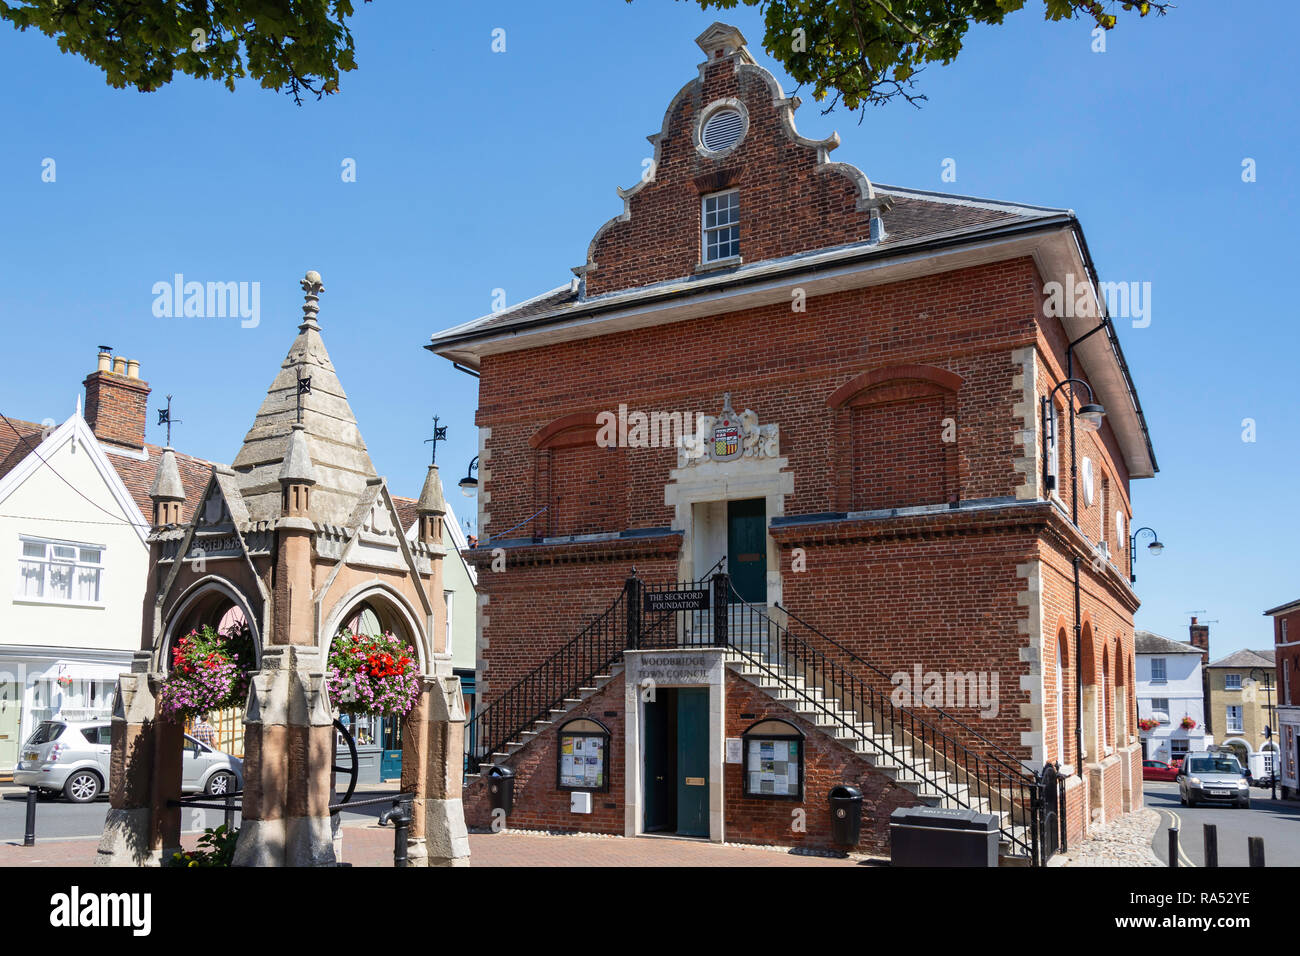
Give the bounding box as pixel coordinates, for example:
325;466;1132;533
702;189;740;263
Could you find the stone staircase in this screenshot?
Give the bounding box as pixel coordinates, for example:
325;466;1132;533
467;645;1035;863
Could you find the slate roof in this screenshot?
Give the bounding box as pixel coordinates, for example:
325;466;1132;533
1134;630;1203;656
1207;649;1276;669
428;186;1068;351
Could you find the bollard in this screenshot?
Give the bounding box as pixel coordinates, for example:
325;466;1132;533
23;788;36;846
1203;824;1218;868
1167;825;1179;868
378;798;411;868
224;793;235;832
1248;836;1265;867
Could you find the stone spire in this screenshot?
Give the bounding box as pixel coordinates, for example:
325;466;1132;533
149;447;185;526
416;463;447;545
231;271;379;526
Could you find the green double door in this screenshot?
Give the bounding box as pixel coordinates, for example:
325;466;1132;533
643;687;709;837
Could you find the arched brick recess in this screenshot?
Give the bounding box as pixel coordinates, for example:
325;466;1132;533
826;365;964;512
530;411;625;537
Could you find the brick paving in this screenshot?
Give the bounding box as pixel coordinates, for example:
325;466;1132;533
1051;808;1162;867
1;825;866;867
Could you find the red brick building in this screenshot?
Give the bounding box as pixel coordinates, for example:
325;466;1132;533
1265;597;1300;797
428;23;1157;863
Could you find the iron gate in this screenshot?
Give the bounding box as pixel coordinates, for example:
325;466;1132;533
1039;761;1064;860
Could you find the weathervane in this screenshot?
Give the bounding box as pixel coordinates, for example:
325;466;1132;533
424;415;448;464
296;374;312;423
157;395;182;445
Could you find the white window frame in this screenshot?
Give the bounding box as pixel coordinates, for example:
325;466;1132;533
1150;658;1166;684
1224;673;1242;691
1150;697;1169;721
15;535;106;606
701;189;740;264
1226;705;1243;734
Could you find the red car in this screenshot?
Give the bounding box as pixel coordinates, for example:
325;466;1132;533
1143;759;1182;782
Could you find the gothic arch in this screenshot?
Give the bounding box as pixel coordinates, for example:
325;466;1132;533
320;580;430;675
158;575;263;673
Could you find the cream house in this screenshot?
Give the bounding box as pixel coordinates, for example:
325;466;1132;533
0;353;210;775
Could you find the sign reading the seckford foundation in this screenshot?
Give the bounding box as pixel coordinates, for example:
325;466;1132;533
644;588;709;613
637;653;713;685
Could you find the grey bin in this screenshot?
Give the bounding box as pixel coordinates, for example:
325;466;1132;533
889;806;999;867
485;765;515;816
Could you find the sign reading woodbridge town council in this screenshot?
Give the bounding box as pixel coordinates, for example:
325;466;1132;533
644;589;710;613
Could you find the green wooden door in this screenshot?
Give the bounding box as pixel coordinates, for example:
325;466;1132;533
675;688;709;837
727;498;767;604
643;694;672;832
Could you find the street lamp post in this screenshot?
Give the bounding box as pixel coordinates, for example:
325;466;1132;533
1128;526;1164;583
1249;667;1277;801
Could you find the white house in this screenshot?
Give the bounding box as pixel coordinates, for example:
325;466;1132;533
0;352;211;776
1135;629;1212;764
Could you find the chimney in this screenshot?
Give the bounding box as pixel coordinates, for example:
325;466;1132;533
83;350;150;452
1188;616;1210;664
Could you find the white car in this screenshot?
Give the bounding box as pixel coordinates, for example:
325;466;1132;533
14;719;243;802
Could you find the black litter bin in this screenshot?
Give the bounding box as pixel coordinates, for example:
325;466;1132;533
889;806;998;867
828;785;863;845
485;765;515;816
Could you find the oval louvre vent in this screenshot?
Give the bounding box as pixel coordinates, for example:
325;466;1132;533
701;108;745;152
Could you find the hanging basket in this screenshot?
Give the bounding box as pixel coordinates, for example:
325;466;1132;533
327;629;420;718
1180;716;1198;731
158;623;255;723
1138;718;1160;733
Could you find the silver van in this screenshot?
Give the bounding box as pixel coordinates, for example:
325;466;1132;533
14;719;242;802
1177;750;1251;809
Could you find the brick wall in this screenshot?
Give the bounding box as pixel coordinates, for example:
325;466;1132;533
1273;608;1300;707
724;672;923;854
477;258;1046;541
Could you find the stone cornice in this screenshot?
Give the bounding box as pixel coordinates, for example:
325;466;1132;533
463;531;682;570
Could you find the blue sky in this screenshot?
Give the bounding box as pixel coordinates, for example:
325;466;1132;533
1;1;1295;657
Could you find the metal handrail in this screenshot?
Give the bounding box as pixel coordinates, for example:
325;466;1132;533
772;597;1036;782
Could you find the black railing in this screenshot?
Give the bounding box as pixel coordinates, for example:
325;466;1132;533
466;579;630;769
